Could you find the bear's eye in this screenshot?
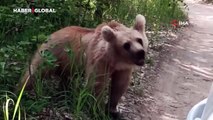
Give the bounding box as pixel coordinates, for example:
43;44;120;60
123;42;131;50
137;38;143;46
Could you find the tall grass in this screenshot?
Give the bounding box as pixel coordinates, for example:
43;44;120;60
1;76;29;120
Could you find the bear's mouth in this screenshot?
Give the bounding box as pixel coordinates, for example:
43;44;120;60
134;59;145;66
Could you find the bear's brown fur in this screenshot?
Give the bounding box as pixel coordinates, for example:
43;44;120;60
17;14;148;116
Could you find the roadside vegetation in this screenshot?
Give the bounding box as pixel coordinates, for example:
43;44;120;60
0;0;187;119
203;0;213;3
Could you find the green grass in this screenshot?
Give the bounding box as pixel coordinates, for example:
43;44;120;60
0;0;187;119
2;75;29;120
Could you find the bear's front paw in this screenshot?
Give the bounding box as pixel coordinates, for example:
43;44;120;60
105;107;126;120
110;111;127;120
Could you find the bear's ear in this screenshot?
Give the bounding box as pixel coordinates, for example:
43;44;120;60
133;14;146;33
101;26;116;43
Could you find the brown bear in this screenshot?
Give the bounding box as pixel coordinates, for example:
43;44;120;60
17;14;148;118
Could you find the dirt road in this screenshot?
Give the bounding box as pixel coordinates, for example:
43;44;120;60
143;1;213;120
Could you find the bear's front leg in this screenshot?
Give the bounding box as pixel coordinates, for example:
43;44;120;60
107;69;132;118
94;75;109;97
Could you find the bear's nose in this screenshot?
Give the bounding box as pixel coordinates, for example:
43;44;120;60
135;50;145;60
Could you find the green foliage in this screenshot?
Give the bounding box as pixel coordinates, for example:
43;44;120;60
1;74;28;120
0;0;187;119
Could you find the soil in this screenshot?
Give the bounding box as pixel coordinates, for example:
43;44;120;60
121;0;213;120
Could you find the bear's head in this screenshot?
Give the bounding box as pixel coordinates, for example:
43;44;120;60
101;14;148;67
